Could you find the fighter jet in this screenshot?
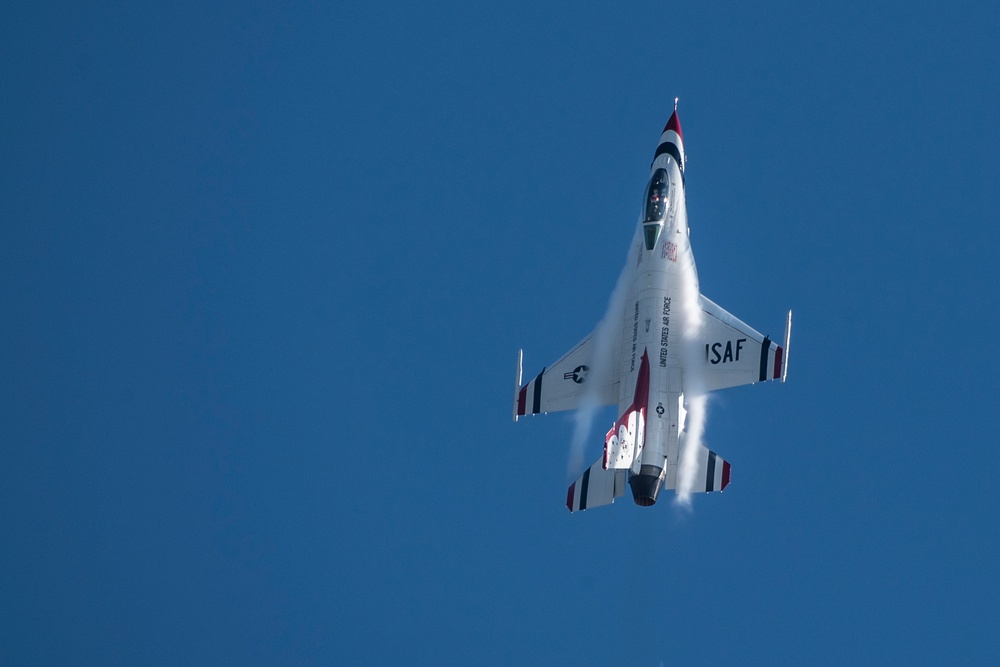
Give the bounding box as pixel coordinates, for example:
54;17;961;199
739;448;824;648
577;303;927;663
513;103;791;512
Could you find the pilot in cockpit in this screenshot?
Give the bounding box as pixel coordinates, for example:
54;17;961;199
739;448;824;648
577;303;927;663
644;169;669;223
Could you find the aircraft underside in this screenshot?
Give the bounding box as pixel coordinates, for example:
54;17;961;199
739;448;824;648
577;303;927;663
514;104;790;512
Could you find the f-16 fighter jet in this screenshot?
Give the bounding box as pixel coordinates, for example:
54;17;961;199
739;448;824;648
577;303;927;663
513;103;791;512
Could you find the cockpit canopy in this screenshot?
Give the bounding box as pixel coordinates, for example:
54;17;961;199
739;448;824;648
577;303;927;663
642;168;670;250
644;168;669;223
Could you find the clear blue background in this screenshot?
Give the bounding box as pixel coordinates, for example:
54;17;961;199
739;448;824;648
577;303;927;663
3;1;998;664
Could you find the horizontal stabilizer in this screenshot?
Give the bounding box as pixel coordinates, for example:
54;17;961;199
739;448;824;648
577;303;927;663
567;458;627;512
665;445;731;493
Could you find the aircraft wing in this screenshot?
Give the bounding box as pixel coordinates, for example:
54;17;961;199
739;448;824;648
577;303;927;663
513;331;619;420
697;295;791;392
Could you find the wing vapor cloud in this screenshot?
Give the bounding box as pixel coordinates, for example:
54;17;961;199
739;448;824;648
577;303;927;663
674;208;708;509
568;232;637;478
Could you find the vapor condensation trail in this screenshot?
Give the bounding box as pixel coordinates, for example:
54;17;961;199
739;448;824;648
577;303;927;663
674;213;707;508
567;236;636;478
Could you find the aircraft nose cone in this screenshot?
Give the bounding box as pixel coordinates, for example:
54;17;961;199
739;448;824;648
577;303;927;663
651;104;686;178
663;109;682;139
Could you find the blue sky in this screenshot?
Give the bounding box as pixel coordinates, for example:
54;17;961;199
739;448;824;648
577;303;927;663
3;1;999;664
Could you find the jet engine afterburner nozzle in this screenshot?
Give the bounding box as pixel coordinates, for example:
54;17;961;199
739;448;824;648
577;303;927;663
628;464;666;506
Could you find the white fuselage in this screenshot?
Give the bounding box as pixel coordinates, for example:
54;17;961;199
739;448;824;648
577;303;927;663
615;150;697;503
